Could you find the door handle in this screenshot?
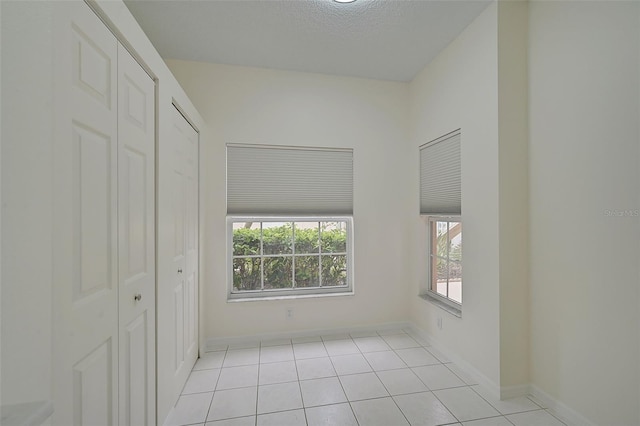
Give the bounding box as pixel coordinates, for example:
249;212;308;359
134;293;142;302
178;268;183;274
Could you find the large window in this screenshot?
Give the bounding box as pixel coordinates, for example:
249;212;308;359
428;217;462;305
228;217;353;299
226;143;354;300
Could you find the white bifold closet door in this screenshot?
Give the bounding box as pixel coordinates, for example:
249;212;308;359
52;2;155;425
157;106;199;424
117;35;156;426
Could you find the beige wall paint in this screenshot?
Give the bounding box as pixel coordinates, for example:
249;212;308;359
166;60;412;339
407;0;531;393
408;2;502;388
529;1;640;424
3;1;632;423
497;0;530;390
1;0;55;406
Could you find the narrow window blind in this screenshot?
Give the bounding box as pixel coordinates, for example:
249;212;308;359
227;144;353;215
420;130;461;215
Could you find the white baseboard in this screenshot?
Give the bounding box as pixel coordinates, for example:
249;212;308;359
204;321;412;352
500;383;531;400
405;323;506;401
407;324;600;426
529;384;597;426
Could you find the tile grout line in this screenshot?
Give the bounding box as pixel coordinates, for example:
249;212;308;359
254;341;262;426
323;337;361;426
290;346;309;426
384;339;465;426
361;333;414;426
375;336;450;424
204;346;228;425
544;408;570;426
469;383;542;417
429;388;464;425
371;360;415;426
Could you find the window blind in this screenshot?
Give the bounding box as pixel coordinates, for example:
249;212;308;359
227;144;353;215
420;130;461;215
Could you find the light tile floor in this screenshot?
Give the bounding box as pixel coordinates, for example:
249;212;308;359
165;329;566;426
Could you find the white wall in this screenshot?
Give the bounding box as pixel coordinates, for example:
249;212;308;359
166;60;412;339
408;2;502;388
529;1;640;425
497;1;529;391
1;0;54;408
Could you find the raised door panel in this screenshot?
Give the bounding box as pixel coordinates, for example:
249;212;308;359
172;118;186;262
174;282;185;370
186;271;197;354
121;149;147;279
121;313;149;426
71;24;113;110
72;124;114;302
174;171;186;261
117;44;156;426
53;3;119;425
72;339;115;426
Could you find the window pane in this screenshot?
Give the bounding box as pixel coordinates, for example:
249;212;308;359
263;222;293;255
233;257;262;291
232;222;261;256
321;255;347;286
321;222;347;253
263;256;293;289
449;222;462;262
449;261;462;303
435;256;448;297
429;221;438;260
449;260;462;282
294;222;320;254
295;255;320;288
436;221;448;258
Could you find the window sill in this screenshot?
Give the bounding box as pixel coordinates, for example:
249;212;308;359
228;291;355;303
419;293;462;318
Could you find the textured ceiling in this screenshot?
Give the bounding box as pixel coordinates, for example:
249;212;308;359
124;0;491;82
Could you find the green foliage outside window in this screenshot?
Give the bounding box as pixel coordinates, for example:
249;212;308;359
434;222;462;284
232;223;347;291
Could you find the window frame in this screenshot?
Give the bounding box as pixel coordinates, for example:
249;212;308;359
227;215;354;301
426;215;462;310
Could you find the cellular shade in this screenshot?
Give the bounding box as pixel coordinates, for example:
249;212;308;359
420;130;461;215
227;144;353;215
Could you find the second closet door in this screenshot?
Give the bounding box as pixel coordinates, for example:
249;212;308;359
156;106;199;424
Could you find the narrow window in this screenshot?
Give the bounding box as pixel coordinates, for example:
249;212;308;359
420;130;462;309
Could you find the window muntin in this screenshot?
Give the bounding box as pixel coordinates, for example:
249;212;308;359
429;217;462;305
228;217;352;299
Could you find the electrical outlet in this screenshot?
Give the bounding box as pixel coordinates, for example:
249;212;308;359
437;317;443;330
286;307;294;320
